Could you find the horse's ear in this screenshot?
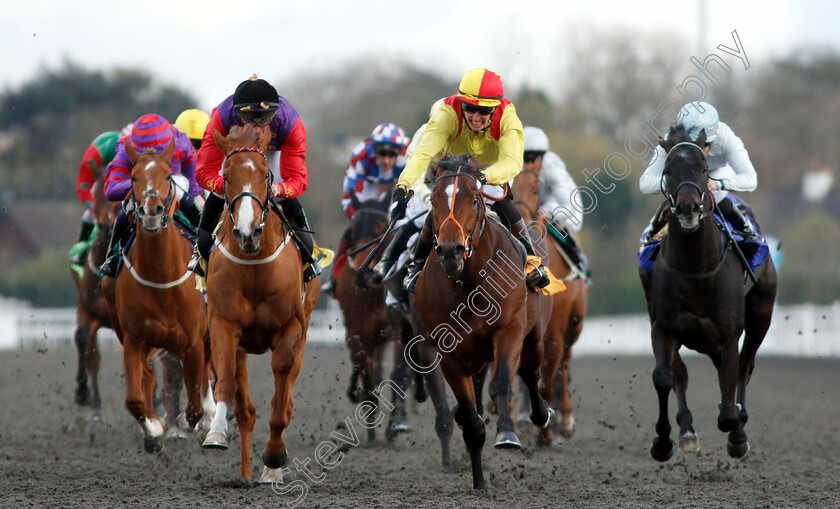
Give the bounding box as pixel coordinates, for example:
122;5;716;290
213;129;230;153
125;140;140;166
161;137;177;161
695;129;707;148
350;192;361;212
257;127;271;152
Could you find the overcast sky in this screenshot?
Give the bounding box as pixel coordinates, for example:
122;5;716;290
2;0;838;110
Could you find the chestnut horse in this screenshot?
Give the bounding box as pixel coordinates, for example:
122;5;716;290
414;155;553;489
71;176;118;420
639;125;777;461
201;125;320;484
511;168;587;445
336;194;408;441
102;139;213;453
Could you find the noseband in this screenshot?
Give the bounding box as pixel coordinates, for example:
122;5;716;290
434;165;487;259
660;142;712;218
223;147;273;228
130;152;175;229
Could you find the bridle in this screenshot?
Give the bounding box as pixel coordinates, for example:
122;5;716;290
434;165;487;260
223;147;272;230
130;151;176;230
660;141;713;219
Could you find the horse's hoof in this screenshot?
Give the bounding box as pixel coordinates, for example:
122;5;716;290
143;436;164;454
386;421;409;442
258;466;285;485
515;412;530;424
175;413;194;434
530;408;555;429
165;426;190;440
87;411;102;423
202;431;229;450
650;438;674;462
727;438;750;458
494;431;522;450
679;432;700;452
558;416;576;438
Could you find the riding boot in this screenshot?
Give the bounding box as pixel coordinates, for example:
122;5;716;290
375;220;421;279
641;199;670;245
179;199;203;230
70;220;96;265
511;218;551;289
285;204;322;283
403;219;434;293
99;214;132;277
718;197;756;239
188;193;225;277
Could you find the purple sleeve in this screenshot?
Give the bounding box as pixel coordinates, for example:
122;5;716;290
104;142;132;201
175;132;201;197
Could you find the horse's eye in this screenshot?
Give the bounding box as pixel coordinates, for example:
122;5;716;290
473;196;480;206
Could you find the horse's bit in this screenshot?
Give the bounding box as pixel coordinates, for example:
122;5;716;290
660;141;712;218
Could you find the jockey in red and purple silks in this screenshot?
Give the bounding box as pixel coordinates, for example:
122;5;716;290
188;75;323;283
99;114;203;277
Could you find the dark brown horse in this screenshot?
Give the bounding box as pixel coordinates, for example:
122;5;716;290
511;168;587;445
102;139;213;453
201;125;320;484
336;194;407;441
414;154;553;489
71;175;118;420
639;125;777;461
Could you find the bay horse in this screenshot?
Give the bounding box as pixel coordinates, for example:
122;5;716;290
414;154;553;489
101;139;213;453
336;193;410;442
511;168;587;446
71;175;118;420
639;125;777;461
201;125;320;484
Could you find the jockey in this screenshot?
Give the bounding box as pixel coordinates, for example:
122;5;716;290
174;108;210;150
389;68;551;292
639;101;758;244
187;75;323;282
69;129;123;266
322;122;410;296
522;125;589;276
99;114;203;277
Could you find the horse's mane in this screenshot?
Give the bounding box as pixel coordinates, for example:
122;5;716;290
436;154;481;179
227;124;260;147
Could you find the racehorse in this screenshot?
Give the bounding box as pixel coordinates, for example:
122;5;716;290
200;125;320;484
71;175;118;420
336;193;407;442
414;154;554;489
101;139;213;453
511;168;587;445
639;125;777;461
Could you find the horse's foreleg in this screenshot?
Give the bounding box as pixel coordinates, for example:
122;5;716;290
671;351;698;452
650;325;676;462
556;340;576;439
520;330;552;443
442;363;485;489
233;349;256;481
263;320;305;483
73;320;91;406
716;341;749;458
87;328;102;413
386;340;410;442
204;320;239;450
181;343;205;430
489;326;525;450
739;268;776;426
473;364;488;419
161;353;183;424
123;339;162;453
538;332;562;445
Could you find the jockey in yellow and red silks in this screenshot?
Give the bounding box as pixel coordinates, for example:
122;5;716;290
389;68;551;292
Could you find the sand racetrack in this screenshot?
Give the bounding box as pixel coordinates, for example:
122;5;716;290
1;339;838;508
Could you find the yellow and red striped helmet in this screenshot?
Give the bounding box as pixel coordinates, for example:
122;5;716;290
457;68;504;107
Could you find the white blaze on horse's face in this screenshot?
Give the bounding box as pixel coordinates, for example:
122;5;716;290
140;159;165;230
236;183;256;237
444;184;455;211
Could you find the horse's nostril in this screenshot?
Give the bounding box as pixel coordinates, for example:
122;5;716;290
154;205;164;216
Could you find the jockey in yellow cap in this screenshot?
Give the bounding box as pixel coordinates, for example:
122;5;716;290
389;68;551;291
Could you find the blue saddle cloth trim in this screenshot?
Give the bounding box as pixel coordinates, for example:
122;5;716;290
638;215;770;275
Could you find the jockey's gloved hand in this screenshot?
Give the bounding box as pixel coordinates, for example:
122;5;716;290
478;172;488;187
389;186;410;221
